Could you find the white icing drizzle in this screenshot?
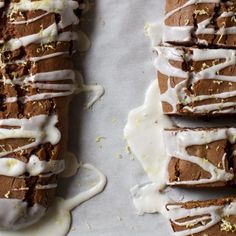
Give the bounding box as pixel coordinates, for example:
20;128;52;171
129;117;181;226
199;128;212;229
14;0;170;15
6;23;56;51
0;70;104;107
163;25;193;44
0;163;106;235
163;0;235;45
9;12;51;25
167;201;236;236
164;128;235;185
0;155;64;177
64;163;107;210
0;114;60;157
4;70;77;103
154;46;236;113
12;183;58;191
75;71;105;109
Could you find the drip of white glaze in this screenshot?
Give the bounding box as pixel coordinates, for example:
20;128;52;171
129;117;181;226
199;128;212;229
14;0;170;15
64;164;106;210
0;155;64;177
124;81;172;215
124;80;178;217
124;81;172;188
130;183;169;216
124;80;174;218
75;71;105;108
0;163;106;235
144;23;163;47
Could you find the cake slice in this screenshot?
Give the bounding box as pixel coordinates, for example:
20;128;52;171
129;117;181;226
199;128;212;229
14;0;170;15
0;0;81;229
166;197;236;236
156;46;236;115
163;128;236;187
164;0;236;48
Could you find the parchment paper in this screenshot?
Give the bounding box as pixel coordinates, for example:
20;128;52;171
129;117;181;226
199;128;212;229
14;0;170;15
63;1;173;235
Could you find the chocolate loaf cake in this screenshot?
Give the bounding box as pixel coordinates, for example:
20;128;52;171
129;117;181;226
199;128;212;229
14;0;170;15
164;0;236;48
164;128;236;187
166;197;236;236
155;46;236;115
0;0;81;229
